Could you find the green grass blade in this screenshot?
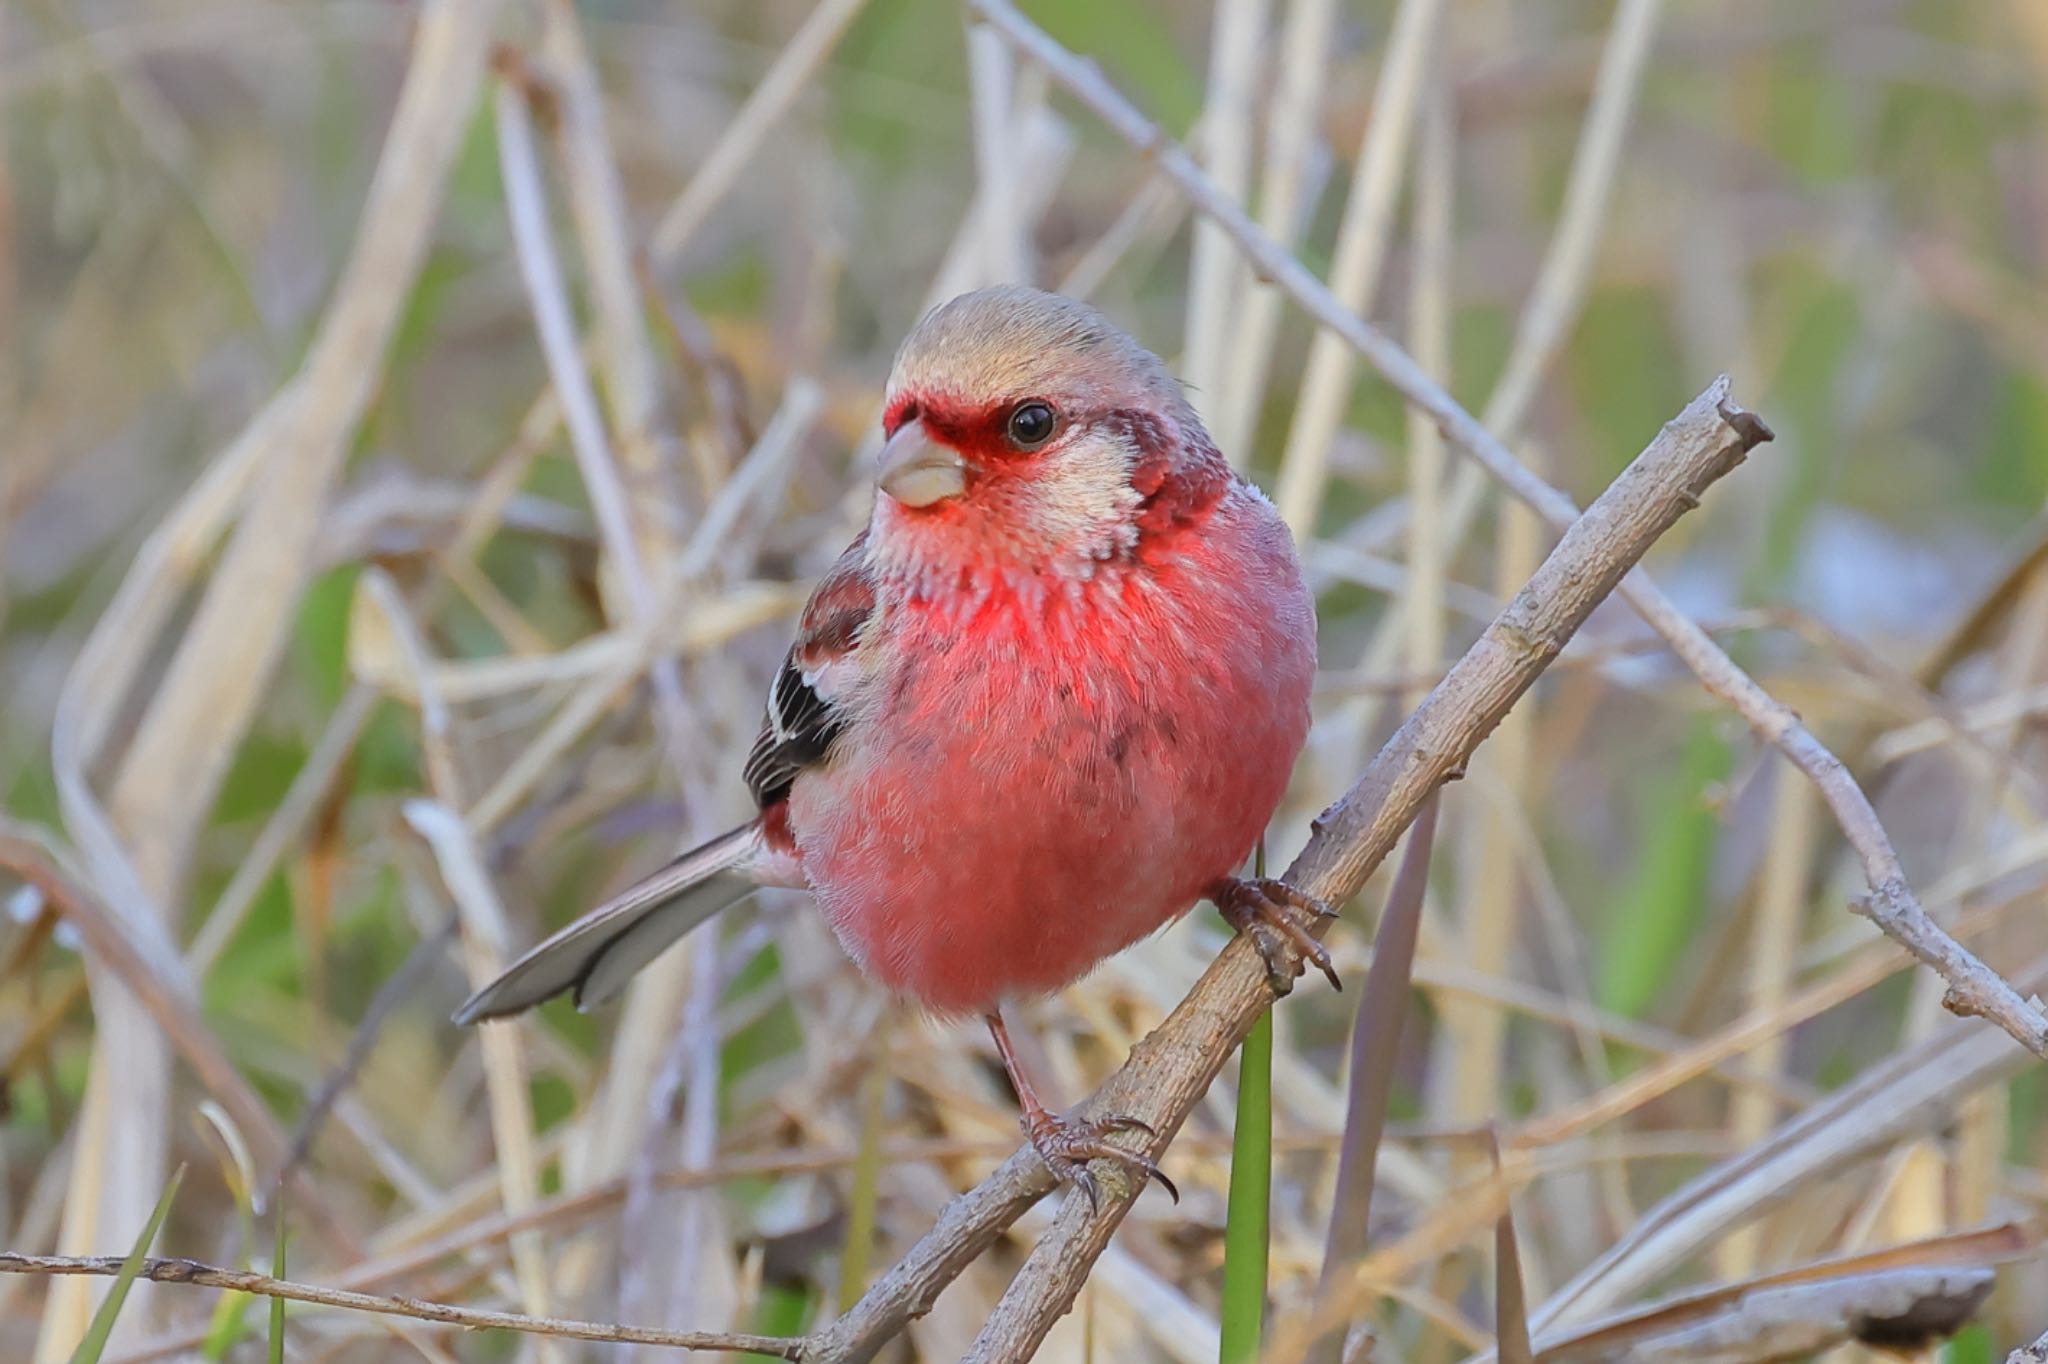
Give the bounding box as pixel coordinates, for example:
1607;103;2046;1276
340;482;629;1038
1596;720;1730;1019
199;1293;252;1360
745;1282;815;1363
68;1166;184;1364
1218;1006;1274;1364
837;1010;893;1312
269;1207;287;1364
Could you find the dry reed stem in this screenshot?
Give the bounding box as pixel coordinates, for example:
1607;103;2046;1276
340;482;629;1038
1212;0;1339;460
1330;0;1668;779
0;825;288;1181
493;39;740;1327
1528;1223;2033;1362
405;800;561;1349
1718;770;1818;1279
1269;0;1447;532
1181;0;1266;436
967;22;1026;283
36;3;504;1349
1522;963;2048;1341
184;684;379;975
535;0;674;546
647;0;873;264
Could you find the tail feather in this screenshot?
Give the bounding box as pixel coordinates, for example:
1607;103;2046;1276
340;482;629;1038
453;821;764;1025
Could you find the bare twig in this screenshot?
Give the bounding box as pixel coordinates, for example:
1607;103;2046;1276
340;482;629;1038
957;385;1767;1364
0;1254;802;1358
810;367;1766;1363
967;0;2048;1058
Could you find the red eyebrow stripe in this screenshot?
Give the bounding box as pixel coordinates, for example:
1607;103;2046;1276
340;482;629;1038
888;393;1023;461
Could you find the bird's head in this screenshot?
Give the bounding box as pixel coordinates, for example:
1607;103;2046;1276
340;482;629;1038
867;286;1229;589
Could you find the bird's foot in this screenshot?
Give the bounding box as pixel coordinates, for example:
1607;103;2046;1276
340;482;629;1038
1022;1108;1179;1211
1213;876;1341;994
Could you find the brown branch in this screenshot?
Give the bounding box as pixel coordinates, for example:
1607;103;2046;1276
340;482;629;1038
964;0;2048;1061
961;390;1769;1364
0;1254;802;1358
807;378;1768;1364
909;3;2041;1353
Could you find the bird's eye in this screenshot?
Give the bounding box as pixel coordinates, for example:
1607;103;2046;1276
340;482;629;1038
1005;401;1058;450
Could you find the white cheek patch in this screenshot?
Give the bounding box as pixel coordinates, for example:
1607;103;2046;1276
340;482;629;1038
1018;434;1144;571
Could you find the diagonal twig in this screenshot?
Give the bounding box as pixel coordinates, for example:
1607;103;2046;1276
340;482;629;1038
964;0;2047;1059
0;1254;802;1358
808;370;1768;1363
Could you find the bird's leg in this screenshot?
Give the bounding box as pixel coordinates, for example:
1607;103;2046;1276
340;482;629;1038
984;1010;1178;1210
1211;876;1341;994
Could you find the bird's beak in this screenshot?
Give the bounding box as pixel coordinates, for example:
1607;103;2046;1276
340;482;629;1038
876;419;967;507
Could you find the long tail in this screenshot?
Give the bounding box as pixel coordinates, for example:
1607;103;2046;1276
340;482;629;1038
453;821;765;1024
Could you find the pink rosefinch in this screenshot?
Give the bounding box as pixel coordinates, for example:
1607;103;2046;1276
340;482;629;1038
459;286;1324;1202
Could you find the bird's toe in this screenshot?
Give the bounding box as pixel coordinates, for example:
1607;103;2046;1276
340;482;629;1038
1022;1110;1178;1206
1213;876;1342;992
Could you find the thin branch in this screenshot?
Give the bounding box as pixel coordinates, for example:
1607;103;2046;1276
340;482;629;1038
957;382;1768;1364
965;0;2048;1057
0;1255;802;1359
810;371;1767;1363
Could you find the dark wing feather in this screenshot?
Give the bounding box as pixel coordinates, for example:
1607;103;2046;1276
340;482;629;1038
743;535;876;808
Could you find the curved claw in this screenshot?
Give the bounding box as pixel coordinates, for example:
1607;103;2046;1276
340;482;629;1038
1214;876;1342;993
1023;1110;1180;1207
1138;1158;1180;1204
1071;1167;1101;1213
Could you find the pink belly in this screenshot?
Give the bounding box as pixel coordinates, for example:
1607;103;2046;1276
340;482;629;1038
786;537;1314;1016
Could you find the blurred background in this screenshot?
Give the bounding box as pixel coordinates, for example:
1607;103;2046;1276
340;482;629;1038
6;0;2048;1360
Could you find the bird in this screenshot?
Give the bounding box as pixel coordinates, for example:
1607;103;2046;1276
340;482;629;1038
456;285;1326;1205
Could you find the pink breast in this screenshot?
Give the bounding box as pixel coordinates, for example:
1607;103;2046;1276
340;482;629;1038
787;501;1315;1015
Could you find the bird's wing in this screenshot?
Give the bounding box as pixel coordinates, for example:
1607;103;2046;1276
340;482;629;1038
742;532;877;807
